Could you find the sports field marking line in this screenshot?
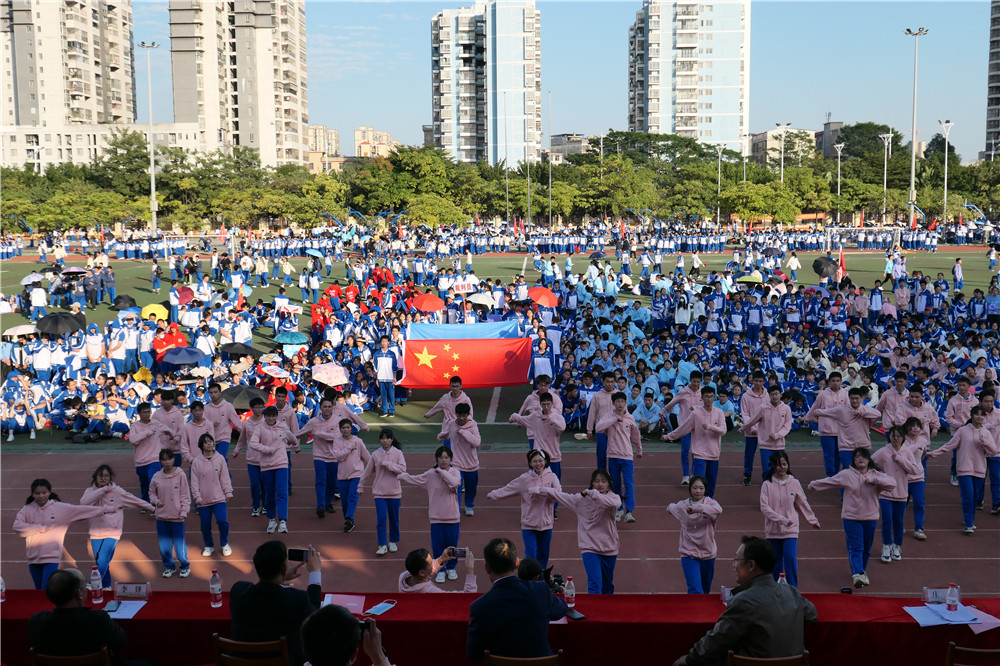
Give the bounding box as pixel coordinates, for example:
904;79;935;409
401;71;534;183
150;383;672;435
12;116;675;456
486;387;502;424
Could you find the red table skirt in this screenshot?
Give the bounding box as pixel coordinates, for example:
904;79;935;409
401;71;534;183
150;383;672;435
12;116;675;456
2;591;999;666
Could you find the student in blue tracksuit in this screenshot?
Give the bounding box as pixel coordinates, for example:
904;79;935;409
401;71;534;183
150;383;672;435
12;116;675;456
373;335;399;418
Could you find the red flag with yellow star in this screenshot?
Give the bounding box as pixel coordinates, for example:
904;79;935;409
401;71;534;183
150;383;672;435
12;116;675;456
398;338;532;389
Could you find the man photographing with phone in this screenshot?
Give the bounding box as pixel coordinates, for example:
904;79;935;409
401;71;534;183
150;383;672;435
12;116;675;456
300;605;393;666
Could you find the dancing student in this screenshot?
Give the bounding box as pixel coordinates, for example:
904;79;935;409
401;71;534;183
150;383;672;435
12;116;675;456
205;382;241;457
81;464;155;590
808;447;896;588
398;446;461;583
180;400;214;465
945;377;978;486
803;371;848;477
660;370;703;485
14;479;112;589
895;383;939;539
976;392;1000;516
231;397;266;517
149;448;192;578
515;375;563;449
423;376;472;448
872;426;922;563
927;405;999;534
667;476;722;594
297;397;343;518
587;372;618;472
807;387;880;473
759;451;819;587
359;428;407;556
438;403;481;517
508;392;566;482
663;386;725;497
190;433;234;558
739;371;770;486
250;406;297;535
741;385;792;482
596;391;642;522
532;469;621;594
487;449;561;568
128;402;170;504
399;547;477;593
332;417;371;533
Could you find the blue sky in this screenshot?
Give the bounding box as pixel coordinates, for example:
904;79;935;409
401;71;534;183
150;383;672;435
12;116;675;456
133;1;990;162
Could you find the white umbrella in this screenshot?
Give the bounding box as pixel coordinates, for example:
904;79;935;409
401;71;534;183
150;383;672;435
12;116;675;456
311;362;350;386
468;292;495;308
3;324;37;337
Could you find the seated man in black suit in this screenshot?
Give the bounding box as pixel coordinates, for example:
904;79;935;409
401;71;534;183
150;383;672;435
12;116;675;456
28;568;128;660
467;537;568;662
230;542;322;666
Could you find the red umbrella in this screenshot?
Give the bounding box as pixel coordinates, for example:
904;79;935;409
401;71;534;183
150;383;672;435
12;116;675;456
412;292;445;312
528;286;559;308
176;286;195;305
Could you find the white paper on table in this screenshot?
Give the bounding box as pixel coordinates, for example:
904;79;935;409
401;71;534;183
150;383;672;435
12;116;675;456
106;600;147;619
968;607;1000;635
549;616;568;625
904;606;949;627
323;594;366;612
927;603;980;624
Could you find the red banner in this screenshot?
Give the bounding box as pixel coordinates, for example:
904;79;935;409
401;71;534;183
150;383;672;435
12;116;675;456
399;338;532;389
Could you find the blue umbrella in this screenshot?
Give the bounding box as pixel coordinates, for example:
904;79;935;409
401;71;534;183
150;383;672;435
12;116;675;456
274;331;309;344
163;346;206;365
589;251;607;260
306;249;324;259
116;307;142;321
359;235;372;243
226;286;253;300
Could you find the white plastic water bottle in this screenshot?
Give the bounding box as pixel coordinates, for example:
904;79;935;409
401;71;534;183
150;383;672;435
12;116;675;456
564;576;575;609
89;566;103;605
209;569;223;608
1;575;6;603
946;583;959;612
778;573;788;585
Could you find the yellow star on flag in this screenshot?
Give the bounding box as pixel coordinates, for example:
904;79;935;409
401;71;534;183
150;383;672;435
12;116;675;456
414;346;437;368
452;353;460;360
452;365;460;371
443;372;451;379
443;343;452;352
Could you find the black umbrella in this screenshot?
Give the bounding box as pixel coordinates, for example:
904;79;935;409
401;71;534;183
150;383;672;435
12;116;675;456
221;342;262;357
589;251;607;260
812;256;839;279
112;294;138;310
36;312;83;336
760;248;781;257
220;385;268;410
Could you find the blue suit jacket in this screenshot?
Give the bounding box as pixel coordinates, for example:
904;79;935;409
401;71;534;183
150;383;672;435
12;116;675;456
466;575;567;662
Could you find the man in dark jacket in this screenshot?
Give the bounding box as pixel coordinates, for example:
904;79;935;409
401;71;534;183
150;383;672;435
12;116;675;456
28;568;128;660
230;541;322;666
674;536;817;665
467;537;567;662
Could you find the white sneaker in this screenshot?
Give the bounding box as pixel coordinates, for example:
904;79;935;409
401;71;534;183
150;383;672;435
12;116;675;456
221;545;233;557
852;573;864;588
29;430;36;440
266;519;277;534
388;542;398;553
375;545;388;556
447;568;458;581
202;547;214;557
624;511;636;523
6;432;12;442
964;525;976;535
464;507;475;517
880;545;892;563
278;520;288;533
179;568;190;578
913;529;927;541
951;475;959;487
681;476;690;485
615;508;624;522
435;570;446;584
162;569;175;578
890;545;902;561
859;573;870;586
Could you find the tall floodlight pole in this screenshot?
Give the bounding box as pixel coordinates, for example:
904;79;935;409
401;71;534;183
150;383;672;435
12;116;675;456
503;91;510;224
879;133;892;223
775;122;790;183
834;143;845;224
715;144;724;227
905;27;928;228
138;42;160;236
547;90;552;227
938;119;954;224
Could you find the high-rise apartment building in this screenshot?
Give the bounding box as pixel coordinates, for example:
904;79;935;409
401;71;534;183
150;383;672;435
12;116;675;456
431;0;541;165
168;0;309;167
627;0;749;153
1;0;136;129
308;123;339;156
987;1;1000;158
354;126;398;158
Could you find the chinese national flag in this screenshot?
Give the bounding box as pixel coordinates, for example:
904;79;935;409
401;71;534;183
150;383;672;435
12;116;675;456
399;338;532;389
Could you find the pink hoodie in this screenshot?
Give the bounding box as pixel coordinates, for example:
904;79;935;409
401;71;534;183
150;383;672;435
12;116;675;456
250;422;297;471
667;497;722;560
425;391;473;422
299;415;342;462
439;419;481;472
664;406;726;461
398;561;477;593
80;484;154;540
804;387;848;436
871;445;921;501
190;453;234;506
929;423;999;478
509;411;565;462
518;391;564;439
488;469;561;531
895;401;939;447
181;419;214;464
809;404;879;451
204;398;240;445
759;476;818;539
740;388;769;437
359;446;407;499
742;402;792;451
14;500;110;564
148;468;191;522
807;467;896;521
537;488;620;556
129;420;167;467
332;434;371;480
398;466;461;524
233;416;265;465
596;412;642;460
152;406;186;456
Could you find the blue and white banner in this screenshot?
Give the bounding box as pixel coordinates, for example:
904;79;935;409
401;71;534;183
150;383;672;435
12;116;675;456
406;321;520;340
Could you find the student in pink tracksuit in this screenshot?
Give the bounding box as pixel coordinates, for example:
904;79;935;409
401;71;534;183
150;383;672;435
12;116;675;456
516;375;563;450
808;447;896;589
231;397;266;517
298;397;343;518
759;451;819;588
508;393;566;481
424;376;472;448
897;384;939;540
14;478;112;589
332;417;371;533
399;446;462;584
487;449;561;568
149;448;192;578
250;406;297;535
667;476;722;594
190;433;234;558
741;386;792;481
664;387;725;497
398;546;477;593
927;405;999;534
596;391;642;523
977;392;1000;517
359;427;407;556
81;464;155;589
873;426;922;564
181;401;215;465
128;402;171;504
439;403;481;517
808;387;880;473
533;469;621;594
660;371;702;484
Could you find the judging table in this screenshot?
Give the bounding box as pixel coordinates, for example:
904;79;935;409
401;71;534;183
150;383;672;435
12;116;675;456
2;591;999;666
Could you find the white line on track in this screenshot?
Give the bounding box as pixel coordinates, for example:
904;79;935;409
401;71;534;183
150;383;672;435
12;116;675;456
486;387;502;424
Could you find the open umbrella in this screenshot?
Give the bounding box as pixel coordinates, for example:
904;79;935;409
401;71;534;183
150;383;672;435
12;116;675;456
162;346;206;365
175;286;195;305
812;257;838;279
227;286;253;299
220;385;268;410
736;272;763;284
306;249;324;259
3;324;36;337
274;331;309;345
589;251;607;260
260;353;281;363
36;312;83;336
311;362;349;386
112;294;138;310
468;292;496;308
20;275;43;286
141;303;169;321
760;248;782;257
805;287;830;298
221;342;261;357
132;367;153;383
527;286;559;308
262;366;290;379
412;292;446;312
61;267;87;275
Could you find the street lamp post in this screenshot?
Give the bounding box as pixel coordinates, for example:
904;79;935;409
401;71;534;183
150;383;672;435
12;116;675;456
138;41;160;236
834;143;845;225
879;133;892;223
775;122;790;183
939;119;954;224
715;144;724;227
904;27;928;228
547;90;552;227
